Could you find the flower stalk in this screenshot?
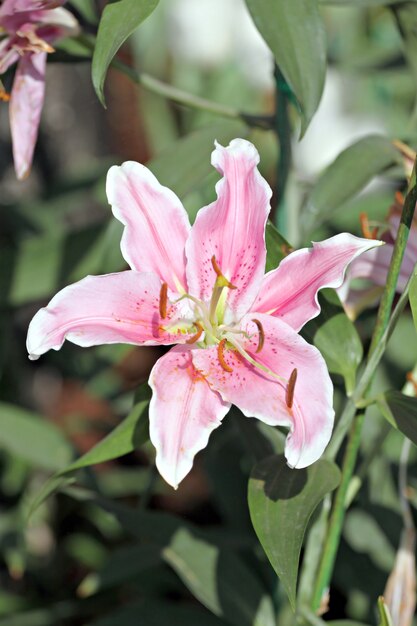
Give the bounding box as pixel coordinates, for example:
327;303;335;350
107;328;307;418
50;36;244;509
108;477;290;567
311;158;417;611
76;34;274;130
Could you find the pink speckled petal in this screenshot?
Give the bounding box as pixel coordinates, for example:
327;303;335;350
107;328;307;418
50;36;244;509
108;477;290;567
193;314;334;469
185;139;272;321
106;161;191;292
149;346;230;488
10;51;46;180
338;240;414;316
253;233;383;332
27;271;193;360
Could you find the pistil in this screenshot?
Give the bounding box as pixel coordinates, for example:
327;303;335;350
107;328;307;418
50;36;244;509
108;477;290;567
209;255;236;325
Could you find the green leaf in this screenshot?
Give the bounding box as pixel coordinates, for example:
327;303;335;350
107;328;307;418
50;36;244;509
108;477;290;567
392;5;417;98
265;221;290;272
59;385;150;474
78;544;161;597
303;291;363;395
408;271;417;332
248;455;341;609
245;0;326;133
0;404;72;472
327;622;371;626
92;0;159;106
28;385;150;518
93;505;275;626
91;600;228;626
377;390;417;445
163;528;275;626
303;135;401;233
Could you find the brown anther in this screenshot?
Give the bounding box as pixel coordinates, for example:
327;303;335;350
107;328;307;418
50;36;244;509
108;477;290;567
211;255;237;289
159;282;168;319
0;89;10;102
186;321;204;344
286;368;298;409
218;339;233;373
359;212;378;240
252;319;265;353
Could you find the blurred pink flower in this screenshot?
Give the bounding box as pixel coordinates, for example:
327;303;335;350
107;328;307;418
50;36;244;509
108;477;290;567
27;139;381;487
338;193;416;319
0;0;78;179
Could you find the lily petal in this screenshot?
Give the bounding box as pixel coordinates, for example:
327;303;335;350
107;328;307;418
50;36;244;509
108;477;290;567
253;233;383;332
27;271;193;360
0;38;20;73
193;314;334;469
10;51;46;180
106;161;191;292
37;7;80;40
149;346;230;488
185;139;271;320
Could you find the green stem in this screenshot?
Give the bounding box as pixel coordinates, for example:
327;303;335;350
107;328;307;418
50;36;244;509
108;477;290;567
311;159;417;610
273;66;292;233
77;35;274;130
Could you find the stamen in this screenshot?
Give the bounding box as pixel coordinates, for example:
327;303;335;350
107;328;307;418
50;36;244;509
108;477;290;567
186;321;204;344
211;255;237;289
217;338;233;372
252;319;265;353
159;282;168;319
225;335;287;383
286;368;298;409
359;212;378;240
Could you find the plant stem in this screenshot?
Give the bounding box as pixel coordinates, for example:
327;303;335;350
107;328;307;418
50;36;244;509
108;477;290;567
273;66;292;232
77;35;274;130
311;159;417;611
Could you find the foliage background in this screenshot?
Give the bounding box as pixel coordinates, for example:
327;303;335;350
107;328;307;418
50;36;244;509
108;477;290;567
1;0;417;624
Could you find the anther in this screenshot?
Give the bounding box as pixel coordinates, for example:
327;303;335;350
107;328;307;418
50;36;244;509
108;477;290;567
159;282;168;319
211;255;237;289
218;338;233;373
285;368;298;409
186;321;204;344
359;212;378;240
252;319;265;353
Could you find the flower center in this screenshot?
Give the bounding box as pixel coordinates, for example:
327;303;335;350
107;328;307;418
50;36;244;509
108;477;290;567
159;258;295;395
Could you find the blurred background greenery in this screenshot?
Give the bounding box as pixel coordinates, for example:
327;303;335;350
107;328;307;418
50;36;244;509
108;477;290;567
1;0;417;624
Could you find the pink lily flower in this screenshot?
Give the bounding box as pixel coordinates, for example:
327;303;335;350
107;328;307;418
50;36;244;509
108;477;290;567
338;194;416;319
0;0;78;179
27;139;382;488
